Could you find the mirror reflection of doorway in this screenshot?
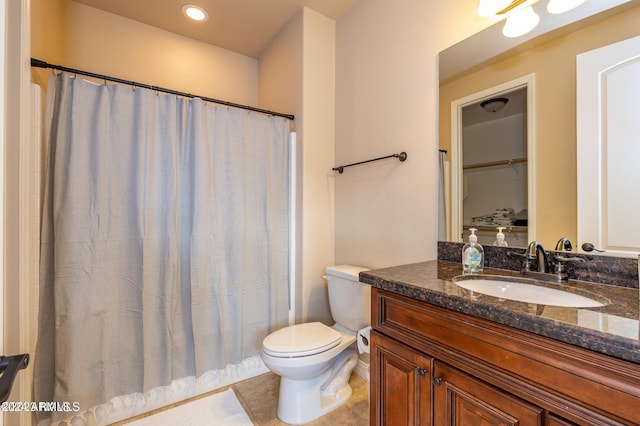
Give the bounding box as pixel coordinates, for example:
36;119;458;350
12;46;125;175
462;87;527;246
450;75;535;247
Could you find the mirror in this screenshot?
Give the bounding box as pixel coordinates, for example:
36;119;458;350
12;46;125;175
439;0;640;249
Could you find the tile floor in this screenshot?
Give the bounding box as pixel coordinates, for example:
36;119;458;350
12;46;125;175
235;372;369;425
114;372;369;425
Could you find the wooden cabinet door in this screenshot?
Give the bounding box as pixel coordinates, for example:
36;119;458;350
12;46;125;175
370;330;432;425
433;361;544;426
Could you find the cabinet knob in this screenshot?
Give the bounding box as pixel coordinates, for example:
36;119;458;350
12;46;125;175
432;376;443;387
416;368;428;378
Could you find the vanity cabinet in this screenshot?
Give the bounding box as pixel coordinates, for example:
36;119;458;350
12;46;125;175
370;288;640;425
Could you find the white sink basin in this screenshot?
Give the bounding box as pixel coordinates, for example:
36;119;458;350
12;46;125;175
453;277;605;307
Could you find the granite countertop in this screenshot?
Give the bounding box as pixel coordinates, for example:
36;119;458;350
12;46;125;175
360;260;640;364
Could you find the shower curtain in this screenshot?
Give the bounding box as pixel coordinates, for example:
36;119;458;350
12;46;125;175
438;150;448;240
34;72;291;425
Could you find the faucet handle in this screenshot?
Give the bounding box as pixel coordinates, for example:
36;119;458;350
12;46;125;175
507;250;529;259
553;255;586;281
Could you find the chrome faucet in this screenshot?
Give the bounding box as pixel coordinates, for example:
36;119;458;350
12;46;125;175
508;241;549;274
524;241;549;273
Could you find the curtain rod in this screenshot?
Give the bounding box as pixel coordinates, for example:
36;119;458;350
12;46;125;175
31;58;295;121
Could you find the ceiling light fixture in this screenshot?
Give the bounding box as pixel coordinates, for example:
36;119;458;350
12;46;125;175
477;0;586;38
481;97;509;112
182;4;209;22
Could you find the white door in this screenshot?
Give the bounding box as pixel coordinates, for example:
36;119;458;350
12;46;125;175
577;35;640;257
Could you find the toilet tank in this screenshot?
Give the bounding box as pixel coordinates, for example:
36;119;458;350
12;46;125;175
325;265;371;332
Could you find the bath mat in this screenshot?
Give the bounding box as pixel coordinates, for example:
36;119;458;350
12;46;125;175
125;388;254;425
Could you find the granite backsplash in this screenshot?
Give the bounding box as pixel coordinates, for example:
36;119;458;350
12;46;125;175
438;241;639;289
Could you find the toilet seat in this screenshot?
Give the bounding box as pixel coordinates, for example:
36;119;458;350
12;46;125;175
263;322;341;357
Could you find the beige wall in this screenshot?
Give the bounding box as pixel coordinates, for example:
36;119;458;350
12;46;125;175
259;8;336;324
439;5;640;247
298;9;336;323
334;0;491;268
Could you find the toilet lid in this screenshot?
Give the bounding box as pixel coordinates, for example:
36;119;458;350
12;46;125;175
263;322;341;357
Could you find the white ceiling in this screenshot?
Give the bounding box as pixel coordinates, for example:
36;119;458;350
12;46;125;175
71;0;360;58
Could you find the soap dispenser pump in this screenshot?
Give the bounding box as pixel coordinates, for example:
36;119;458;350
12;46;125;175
494;227;509;247
462;228;484;274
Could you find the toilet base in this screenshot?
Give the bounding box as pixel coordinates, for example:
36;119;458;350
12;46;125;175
276;348;358;425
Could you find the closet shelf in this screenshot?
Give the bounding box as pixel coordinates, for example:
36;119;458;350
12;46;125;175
463;157;527;171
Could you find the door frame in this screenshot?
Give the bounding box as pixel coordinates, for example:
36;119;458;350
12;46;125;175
449;74;536;243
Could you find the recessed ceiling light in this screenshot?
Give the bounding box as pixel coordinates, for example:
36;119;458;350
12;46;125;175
182;5;209;22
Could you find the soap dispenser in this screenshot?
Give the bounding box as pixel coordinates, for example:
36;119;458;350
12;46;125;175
462;228;484;274
494;227;508;247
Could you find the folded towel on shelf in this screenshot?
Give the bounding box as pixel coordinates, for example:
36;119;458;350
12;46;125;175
471;215;493;226
470;208;516;226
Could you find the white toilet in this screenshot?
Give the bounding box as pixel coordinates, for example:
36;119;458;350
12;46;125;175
261;265;370;425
